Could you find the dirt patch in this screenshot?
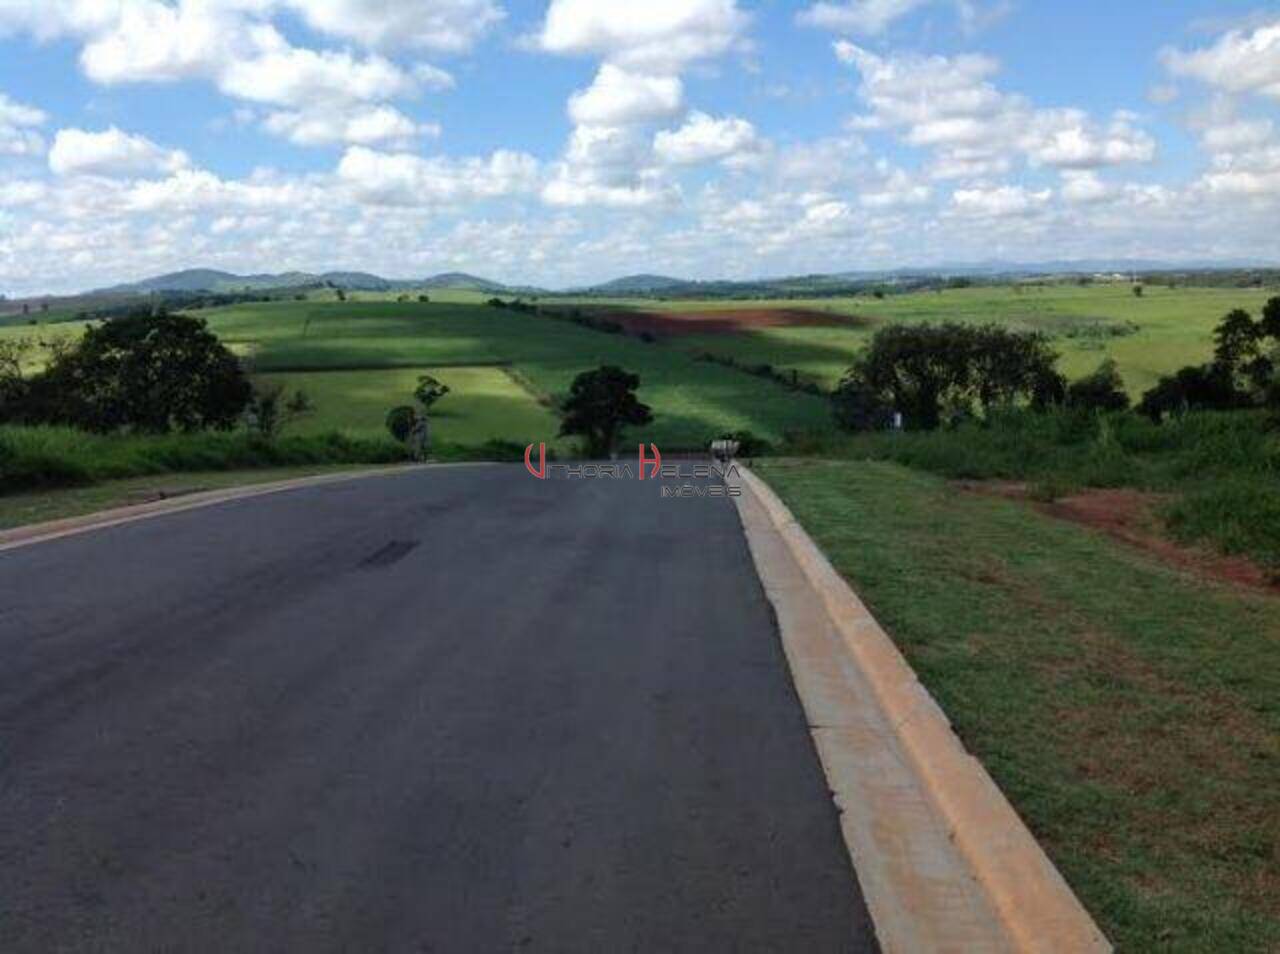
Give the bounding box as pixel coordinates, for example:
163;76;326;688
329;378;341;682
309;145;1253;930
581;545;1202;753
958;481;1280;594
595;307;847;337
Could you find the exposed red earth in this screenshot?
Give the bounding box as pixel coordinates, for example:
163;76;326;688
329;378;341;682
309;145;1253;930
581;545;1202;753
960;481;1279;594
597;307;844;337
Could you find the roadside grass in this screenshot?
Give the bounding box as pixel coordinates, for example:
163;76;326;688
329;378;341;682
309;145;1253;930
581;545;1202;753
257;365;565;447
786;409;1280;572
755;458;1280;952
0;464;400;531
0;425;407;494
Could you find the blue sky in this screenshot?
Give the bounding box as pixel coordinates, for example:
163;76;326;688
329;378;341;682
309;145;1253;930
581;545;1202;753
0;0;1278;294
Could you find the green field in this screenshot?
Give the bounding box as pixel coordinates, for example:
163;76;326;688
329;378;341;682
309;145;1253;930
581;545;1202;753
758;459;1280;952
259;366;563;447
591;284;1277;396
197;299;833;449
3;283;1275;449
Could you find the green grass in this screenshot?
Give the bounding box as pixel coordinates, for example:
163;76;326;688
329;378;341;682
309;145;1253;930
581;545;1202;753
645;284;1278;395
756;458;1280;952
202;299;833;449
787;409;1280;571
0;464;399;531
0;425;408;494
258;365;564;447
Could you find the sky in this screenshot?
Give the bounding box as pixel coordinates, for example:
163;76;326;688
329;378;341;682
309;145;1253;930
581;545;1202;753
0;1;1278;295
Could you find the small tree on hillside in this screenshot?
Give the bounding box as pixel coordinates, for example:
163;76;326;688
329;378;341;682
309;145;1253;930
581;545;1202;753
246;382;313;440
558;365;653;458
414;374;451;411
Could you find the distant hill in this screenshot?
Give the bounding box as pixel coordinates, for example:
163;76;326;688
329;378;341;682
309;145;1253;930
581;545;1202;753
585;274;690;295
99;268;513;295
421;272;507;291
84;259;1280;302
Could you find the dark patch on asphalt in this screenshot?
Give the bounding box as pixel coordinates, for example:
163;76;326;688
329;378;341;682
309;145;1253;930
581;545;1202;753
359;539;421;568
0;466;878;953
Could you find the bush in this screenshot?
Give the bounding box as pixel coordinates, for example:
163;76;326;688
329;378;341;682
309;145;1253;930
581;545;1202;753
386;405;418;443
1137;364;1248;421
1066;359;1130;413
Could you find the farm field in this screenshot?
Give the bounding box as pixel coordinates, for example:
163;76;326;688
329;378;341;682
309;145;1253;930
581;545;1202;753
757;458;1280;951
3;283;1275;449
554;283;1278;395
199;299;833;449
259;366;562;447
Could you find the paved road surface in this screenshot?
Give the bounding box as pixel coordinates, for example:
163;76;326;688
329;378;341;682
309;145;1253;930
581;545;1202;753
0;466;877;952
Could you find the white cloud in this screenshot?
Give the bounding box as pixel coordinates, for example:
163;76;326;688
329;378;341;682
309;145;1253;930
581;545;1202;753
837;43;1156;177
263;106;440;147
336;145;540;206
538;0;749;208
951;185;1051;217
654;112;760;165
539;0;747;71
1059;170;1114;204
568;65;683;126
2;1;455;149
1162;20;1280;100
280;0;503;53
220;43;416;108
799;0;930;34
49;127;190;178
0;91;47;156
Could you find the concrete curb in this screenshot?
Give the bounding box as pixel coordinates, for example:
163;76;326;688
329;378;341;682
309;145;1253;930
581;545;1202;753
732;466;1111;954
0;463;486;553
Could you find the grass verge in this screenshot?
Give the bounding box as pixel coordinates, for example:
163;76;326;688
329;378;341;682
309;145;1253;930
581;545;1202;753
755;459;1280;952
0;425;408;495
785;409;1280;572
0;465;398;531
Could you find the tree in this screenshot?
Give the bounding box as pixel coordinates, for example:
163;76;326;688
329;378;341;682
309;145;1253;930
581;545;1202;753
386;405;418;443
24;308;251;433
1137;364;1248;421
833;323;1060;431
246;382;313;440
1066;359;1130;413
414;374;450;411
558;365;653;458
335;287;346;302
1132;284;1144;298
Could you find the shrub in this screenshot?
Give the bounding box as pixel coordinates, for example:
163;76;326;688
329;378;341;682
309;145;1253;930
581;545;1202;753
1066;359;1130;413
386;405;418;443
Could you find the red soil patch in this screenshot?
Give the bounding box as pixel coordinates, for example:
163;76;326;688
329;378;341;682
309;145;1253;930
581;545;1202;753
601;307;843;337
958;481;1279;594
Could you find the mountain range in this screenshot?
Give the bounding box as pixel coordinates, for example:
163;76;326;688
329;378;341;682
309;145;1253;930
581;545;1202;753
92;258;1279;300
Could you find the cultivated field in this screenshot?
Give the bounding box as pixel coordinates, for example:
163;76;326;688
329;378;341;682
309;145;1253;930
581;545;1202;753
3;282;1275;449
561;283;1279;396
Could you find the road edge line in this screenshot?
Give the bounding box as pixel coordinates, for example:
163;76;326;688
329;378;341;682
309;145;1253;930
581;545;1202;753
733;465;1111;953
0;463;487;553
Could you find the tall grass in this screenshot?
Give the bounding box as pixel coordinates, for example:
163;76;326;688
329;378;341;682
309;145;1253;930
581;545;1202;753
0;425;408;494
789;409;1280;571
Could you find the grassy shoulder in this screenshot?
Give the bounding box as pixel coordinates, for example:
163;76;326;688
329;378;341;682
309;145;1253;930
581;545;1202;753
755;459;1280;952
788;409;1280;573
0;464;402;531
0;425;409;495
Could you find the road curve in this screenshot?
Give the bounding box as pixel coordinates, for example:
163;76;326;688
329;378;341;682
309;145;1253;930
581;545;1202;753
0;465;877;952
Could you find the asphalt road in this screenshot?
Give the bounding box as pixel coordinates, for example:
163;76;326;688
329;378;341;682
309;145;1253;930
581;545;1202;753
0;465;877;952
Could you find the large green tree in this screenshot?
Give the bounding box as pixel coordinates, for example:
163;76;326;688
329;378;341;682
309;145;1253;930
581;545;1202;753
558;365;653;458
26;309;251;433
